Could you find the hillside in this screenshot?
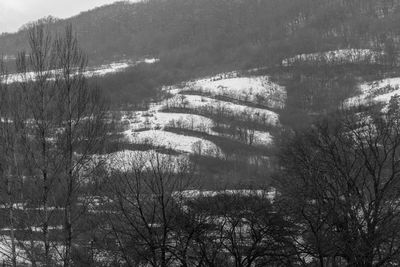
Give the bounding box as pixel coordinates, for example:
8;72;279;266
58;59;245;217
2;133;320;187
2;0;399;111
4;0;400;186
3;0;400;266
99;69;285;185
2;0;400;70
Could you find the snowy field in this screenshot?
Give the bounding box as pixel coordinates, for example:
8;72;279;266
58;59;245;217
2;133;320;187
3;58;159;84
0;236;65;265
105;149;191;171
165;94;279;125
85;58;159;76
0;236;31;265
4;67;284;157
123;130;222;156
116;71;284;156
184;75;286;109
172;189;277;213
346;77;400;107
282;49;383;66
121;111;215;133
252;131;273;146
120;110;272;147
173;189;276;200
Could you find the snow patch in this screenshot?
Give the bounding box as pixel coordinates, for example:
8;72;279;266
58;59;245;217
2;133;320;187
283;49;383;66
105;150;191;172
174;189;276;200
3;58;160;83
142;58;160;64
187;76;286;109
123;130;221;156
165;94;279;125
121;111;215;133
345;77;400;107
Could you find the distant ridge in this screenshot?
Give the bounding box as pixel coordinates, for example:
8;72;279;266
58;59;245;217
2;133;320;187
1;0;400;68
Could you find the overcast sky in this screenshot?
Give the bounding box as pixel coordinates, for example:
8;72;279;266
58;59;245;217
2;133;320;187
0;0;123;33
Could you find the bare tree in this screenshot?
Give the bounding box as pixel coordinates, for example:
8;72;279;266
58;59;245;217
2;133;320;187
10;23;108;267
104;151;195;267
0;56;19;267
15;23;61;266
185;191;298;267
52;24;108;267
277;98;400;266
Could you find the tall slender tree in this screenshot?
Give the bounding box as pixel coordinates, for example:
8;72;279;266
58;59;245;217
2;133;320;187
12;22;108;266
0;56;18;267
53;25;107;267
16;23;60;266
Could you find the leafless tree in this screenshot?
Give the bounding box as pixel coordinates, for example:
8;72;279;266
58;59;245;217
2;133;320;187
185;191;299;267
0;56;19;267
52;24;108;267
105;151;195;266
9;22;108;267
277;98;400;266
15;23;61;266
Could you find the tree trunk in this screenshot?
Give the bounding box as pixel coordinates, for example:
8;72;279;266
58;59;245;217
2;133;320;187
7;165;17;267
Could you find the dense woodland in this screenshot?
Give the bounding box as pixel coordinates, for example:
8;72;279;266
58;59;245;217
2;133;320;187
1;0;400;266
2;0;400;71
2;0;400;108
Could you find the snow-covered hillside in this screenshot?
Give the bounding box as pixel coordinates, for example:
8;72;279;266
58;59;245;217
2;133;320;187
105;150;188;172
346;77;400;107
121;112;214;133
282;49;383;66
165;94;279;125
3;58;159;84
3;65;285;159
124;130;222;155
117;71;286;157
182;73;286;109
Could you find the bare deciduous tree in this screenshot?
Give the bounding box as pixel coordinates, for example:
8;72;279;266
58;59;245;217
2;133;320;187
8;22;108;267
16;23;60;266
0;55;19;267
52;24;107;267
104;152;194;267
277;99;400;266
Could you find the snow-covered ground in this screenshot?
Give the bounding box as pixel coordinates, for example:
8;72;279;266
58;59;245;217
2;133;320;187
0;236;31;265
165;94;279;125
0;236;66;265
0;203;62;211
345;77;400;107
84;61;132;76
0;226;63;233
172;189;277;213
123;130;222;156
173;189;276;200
283;49;383;66
253;131;273;145
85;58;160;76
116;71;284;156
104;150;193;172
120;110;272;147
3;58;159;84
0;235;114;266
5;67;283;157
121;111;215;133
184;75;286;109
142;58;160;64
